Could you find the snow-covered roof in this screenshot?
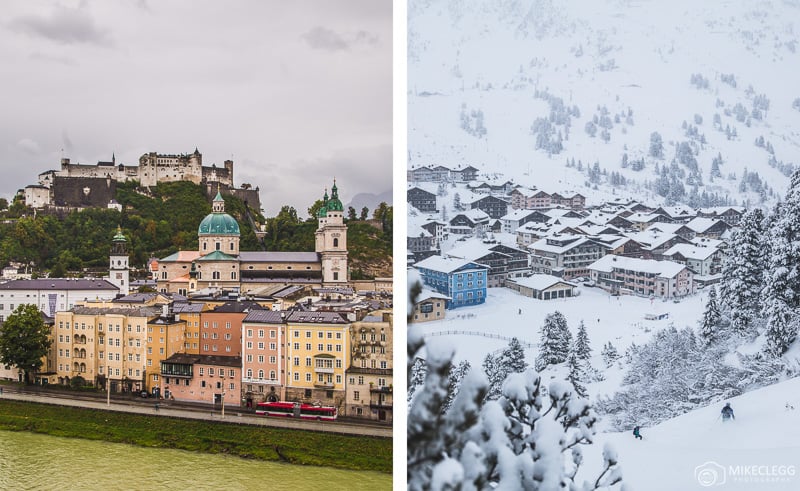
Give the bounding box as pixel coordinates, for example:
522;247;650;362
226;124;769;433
501;209;541;221
529;235;596;254
446;240;526;261
416;289;450;303
645;222;690;235
625;230;679;249
452;209;490;222
685;217;725;233
414;255;487;273
663;243;719;261
588;255;688;278
511;274;576;290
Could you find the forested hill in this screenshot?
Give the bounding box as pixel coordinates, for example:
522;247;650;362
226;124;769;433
0;181;392;279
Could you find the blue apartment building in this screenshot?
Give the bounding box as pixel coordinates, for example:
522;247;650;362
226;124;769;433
414;256;488;309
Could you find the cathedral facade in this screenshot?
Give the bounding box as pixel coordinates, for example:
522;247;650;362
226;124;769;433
156;181;348;295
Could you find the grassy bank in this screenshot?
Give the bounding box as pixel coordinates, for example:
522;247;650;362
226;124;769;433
0;400;392;473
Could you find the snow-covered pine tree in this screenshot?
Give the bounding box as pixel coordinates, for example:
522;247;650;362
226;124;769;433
535;311;572;371
409;357;428;403
649;131;664;158
574;320;592;361
483;337;529;400
601;342;621;368
719;208;765;336
407;276;623;490
442;360;471;413
763;170;800;356
567;350;588;397
699;287;722;343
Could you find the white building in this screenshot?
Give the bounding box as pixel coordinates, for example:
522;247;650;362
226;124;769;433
0;278;120;322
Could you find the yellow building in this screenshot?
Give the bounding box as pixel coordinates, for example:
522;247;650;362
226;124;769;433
346;310;393;422
54;307;158;393
283;311;351;411
145;311;187;397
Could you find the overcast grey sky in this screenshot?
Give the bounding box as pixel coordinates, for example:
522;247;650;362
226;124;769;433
0;0;391;217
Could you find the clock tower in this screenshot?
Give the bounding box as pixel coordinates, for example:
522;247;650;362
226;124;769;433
109;226;130;294
315;180;348;284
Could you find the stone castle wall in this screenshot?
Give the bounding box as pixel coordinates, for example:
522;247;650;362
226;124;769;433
52;176;117;208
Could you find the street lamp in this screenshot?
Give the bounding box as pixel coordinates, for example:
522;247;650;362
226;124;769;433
221;388;226;418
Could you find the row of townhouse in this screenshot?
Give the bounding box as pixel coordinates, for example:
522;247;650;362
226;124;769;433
510;187;586;210
407;165;479;182
40;296;393;422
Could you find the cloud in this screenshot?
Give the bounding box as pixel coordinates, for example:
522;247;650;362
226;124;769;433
29;51;78;66
301;26;379;52
17;138;42;155
12;5;113;46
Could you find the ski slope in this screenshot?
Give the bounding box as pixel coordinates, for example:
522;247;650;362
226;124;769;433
580;376;800;490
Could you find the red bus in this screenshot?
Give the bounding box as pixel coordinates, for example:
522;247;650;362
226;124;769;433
255;401;338;421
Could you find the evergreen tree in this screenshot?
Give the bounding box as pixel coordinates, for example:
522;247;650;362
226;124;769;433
719;208;765;336
763;170;800;356
649;131;664;158
535;311;572;371
574;320;592;361
567;349;588;397
442;360;471;412
408;357;428;403
699;287;722;343
601;342;621;368
483;337;529;400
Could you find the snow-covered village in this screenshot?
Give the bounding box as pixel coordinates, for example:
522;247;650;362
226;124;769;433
406;1;800;490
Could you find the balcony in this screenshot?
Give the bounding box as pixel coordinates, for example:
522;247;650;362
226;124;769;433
314;367;335;374
369;402;393;410
369;386;393;394
314;381;335;388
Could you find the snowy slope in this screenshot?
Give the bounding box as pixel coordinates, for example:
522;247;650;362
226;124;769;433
579;376;800;490
409;0;800;206
421;286;707;398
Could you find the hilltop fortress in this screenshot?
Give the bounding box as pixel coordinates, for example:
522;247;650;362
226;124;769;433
24;149;260;211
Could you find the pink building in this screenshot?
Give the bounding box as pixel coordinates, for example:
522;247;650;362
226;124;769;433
241;310;286;406
160;353;241;408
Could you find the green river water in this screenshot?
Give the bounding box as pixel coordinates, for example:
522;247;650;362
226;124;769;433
0;429;392;490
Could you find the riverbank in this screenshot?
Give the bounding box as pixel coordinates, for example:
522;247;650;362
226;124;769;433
0;399;392;474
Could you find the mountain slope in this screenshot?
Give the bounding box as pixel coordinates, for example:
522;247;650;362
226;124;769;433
409;0;800;206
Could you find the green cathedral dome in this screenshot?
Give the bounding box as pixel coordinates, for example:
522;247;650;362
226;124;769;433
198;191;240;235
198;212;240;235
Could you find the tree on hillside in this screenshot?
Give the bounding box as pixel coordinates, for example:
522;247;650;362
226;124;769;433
535;311;572;371
360;206;369;220
307;199;325;220
567;350;588;397
601;342;621;368
763;170;800;356
699;287;722;343
483;337;528;400
0;304;51;384
347;206;357;220
719;208;765;336
649;131;664;158
574;320;592;362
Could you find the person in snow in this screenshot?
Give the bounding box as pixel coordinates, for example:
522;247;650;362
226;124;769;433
721;402;735;421
633;425;643;440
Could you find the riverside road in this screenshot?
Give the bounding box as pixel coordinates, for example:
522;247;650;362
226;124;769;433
0;386;391;438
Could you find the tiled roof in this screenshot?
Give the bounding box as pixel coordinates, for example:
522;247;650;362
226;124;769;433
0;278;118;291
239;251;320;262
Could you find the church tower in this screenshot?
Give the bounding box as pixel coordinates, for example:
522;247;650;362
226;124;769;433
315;180;348;284
109;226;130;294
